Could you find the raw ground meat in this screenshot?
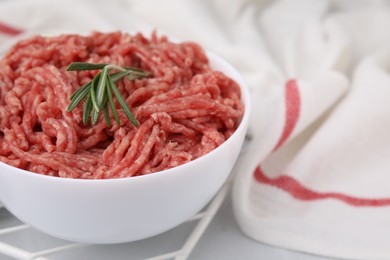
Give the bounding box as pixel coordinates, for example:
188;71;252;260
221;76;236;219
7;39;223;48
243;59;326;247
0;31;243;179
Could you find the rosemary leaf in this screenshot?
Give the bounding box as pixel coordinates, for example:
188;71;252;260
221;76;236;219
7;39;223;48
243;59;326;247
70;82;91;100
108;75;139;127
103;105;111;127
106;81;121;125
91;109;99;125
127;74;138;81
67;82;91;111
83;94;93;124
101;88;110;126
66;62;108;71
90;73;101;112
96;67;109;109
104;64;127;72
110;70;133;82
124;66;152;76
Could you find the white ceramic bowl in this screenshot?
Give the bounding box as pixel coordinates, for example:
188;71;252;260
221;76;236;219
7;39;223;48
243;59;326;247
0;51;250;244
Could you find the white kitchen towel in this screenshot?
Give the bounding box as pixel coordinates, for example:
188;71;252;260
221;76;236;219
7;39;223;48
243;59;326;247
232;1;390;260
0;0;389;259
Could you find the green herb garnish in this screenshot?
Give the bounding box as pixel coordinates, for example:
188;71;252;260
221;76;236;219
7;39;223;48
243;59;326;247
66;62;151;127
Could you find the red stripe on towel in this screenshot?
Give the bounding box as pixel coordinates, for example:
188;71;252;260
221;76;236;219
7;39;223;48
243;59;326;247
273;79;300;151
254;166;390;207
0;21;23;36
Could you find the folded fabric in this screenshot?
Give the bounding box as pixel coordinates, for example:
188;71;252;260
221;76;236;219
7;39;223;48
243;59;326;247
233;1;390;259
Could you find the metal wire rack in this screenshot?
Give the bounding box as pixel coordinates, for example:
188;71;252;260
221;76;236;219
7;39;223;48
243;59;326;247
0;173;233;260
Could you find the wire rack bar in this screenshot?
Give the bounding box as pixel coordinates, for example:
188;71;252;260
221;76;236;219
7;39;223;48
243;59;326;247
145;250;183;260
0;241;49;260
0;224;29;236
185;212;207;222
29;243;87;259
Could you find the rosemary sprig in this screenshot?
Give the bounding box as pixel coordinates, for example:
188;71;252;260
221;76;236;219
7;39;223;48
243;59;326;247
66;62;151;127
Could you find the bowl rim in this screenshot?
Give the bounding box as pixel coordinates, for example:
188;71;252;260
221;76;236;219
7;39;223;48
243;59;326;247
0;49;251;184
